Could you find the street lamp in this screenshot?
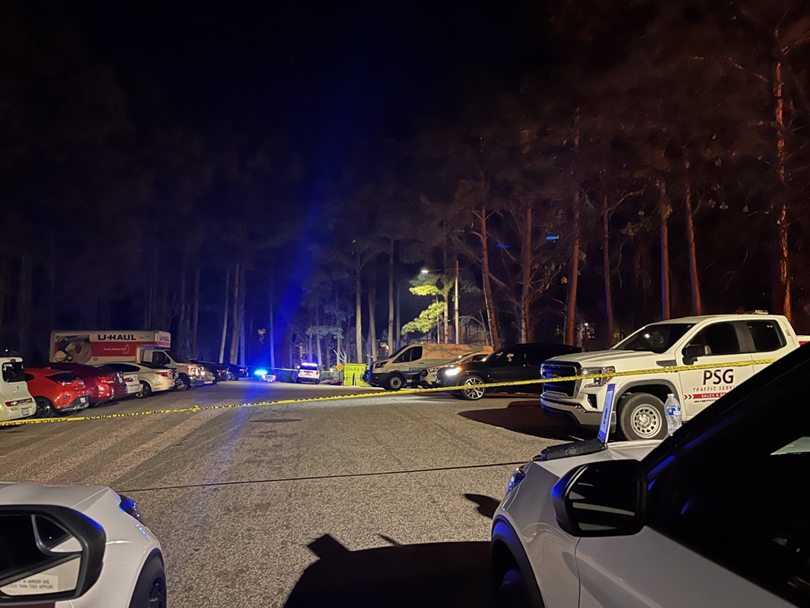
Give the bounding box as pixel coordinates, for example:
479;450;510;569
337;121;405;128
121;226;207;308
420;268;429;274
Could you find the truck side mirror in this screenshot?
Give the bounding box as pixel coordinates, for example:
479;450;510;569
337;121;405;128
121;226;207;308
683;344;710;365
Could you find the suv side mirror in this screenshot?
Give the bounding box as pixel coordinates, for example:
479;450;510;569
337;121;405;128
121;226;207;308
552;460;647;537
0;505;106;604
683;344;710;365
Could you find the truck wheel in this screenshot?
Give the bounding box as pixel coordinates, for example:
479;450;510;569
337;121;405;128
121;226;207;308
385;374;405;391
619;393;667;441
34;397;55;418
138;381;152;398
459;375;486;401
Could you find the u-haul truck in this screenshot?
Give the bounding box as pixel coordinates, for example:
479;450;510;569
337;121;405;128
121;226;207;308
49;330;203;390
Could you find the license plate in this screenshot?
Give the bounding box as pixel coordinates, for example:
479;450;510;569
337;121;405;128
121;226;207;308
79;397;87;404
21;407;32;416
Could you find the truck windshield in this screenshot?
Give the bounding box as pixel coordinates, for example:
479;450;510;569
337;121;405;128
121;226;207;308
1;361;26;383
167;351;188;363
613;323;694;353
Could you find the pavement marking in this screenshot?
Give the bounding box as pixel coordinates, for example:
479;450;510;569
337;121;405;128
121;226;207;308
0;357;778;427
119;460;527;493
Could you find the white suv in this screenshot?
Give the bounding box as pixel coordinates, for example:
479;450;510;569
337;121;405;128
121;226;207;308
541;313;800;440
493;343;810;607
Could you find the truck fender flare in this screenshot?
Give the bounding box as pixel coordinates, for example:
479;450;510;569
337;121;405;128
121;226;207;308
615;378;681;406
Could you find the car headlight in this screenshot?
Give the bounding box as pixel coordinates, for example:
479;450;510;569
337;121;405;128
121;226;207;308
118;493;145;525
507;465;526;493
582;366;615;388
444;366;461;377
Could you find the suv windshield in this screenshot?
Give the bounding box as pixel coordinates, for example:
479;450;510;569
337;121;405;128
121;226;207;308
613;323;694;354
1;361;25;383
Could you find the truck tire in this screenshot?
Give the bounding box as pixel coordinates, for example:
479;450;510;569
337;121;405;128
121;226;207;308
618;393;668;441
385;374;405;391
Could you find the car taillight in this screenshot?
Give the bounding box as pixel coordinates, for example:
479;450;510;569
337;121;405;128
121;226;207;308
5;398;34;407
157;371;172;378
100;376;115;383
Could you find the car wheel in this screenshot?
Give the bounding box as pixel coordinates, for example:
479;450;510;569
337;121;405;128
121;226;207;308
385;374;404;391
138;381;152;399
619;393;668;441
176;374;191;391
129;554;166;608
495;568;535;608
459;375;486;401
34;397;55;418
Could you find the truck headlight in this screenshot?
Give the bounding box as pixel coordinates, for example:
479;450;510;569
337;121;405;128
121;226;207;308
507;465;526;493
582;366;615;388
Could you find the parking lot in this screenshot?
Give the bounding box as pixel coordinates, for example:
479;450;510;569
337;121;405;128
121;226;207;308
0;380;580;607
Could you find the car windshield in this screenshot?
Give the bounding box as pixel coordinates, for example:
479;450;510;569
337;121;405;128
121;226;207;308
613;323;695;353
2;361;25;383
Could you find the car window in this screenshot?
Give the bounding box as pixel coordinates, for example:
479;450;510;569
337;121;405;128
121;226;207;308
614;323;694;353
647;374;810;605
747;321;786;352
2;361;25;383
687;322;741;356
493;350;519;365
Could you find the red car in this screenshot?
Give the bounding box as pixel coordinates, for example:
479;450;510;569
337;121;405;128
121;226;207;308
24;368;90;417
44;363;128;405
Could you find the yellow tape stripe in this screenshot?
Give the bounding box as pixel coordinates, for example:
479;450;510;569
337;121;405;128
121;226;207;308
0;358;778;427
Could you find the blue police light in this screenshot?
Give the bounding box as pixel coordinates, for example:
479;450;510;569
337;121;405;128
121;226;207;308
300;362;319;370
253;368;269;377
546;235;560;241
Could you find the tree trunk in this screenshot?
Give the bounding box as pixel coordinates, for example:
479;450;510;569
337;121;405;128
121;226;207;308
454;257;460;344
659;179;671;320
0;255;5;337
229;263;241;364
564;191;581;344
238;264;247;365
367;273;377;362
191;261;200;358
178;255;187;355
772;57;792;322
219;268;230;364
388;241;395;354
315;306;323;369
355;254;363;363
479;206;501;349
521;204;532;343
18;256;32;357
395;282;401;350
683;159;703;316
335;293;343;365
268;270;276;369
602;194;615;346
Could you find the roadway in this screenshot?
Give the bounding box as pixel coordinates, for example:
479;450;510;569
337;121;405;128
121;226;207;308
0;380;586;607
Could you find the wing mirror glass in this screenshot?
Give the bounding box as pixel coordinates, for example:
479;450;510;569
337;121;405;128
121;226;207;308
552;460;647;537
683;343;710;365
0;505;106;604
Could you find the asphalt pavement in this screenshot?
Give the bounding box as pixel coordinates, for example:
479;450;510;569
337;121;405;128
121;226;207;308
0;380;587;607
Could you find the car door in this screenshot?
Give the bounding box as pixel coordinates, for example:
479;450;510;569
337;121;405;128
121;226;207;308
677;321;753;420
577;365;810;608
746;318;794;373
486;347;523;384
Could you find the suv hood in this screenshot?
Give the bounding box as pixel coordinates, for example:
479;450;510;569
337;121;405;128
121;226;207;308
0;481;111;510
545;349;667;367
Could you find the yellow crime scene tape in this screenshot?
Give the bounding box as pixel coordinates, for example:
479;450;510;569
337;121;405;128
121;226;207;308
0;357;778;427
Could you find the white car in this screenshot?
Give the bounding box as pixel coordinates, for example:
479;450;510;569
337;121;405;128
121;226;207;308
0;352;36;421
0;482;164;607
492;343;810;607
102;362;177;398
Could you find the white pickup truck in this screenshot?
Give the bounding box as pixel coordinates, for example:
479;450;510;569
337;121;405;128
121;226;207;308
541;313;804;440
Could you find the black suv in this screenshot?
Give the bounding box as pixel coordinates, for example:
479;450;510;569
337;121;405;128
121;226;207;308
436;342;580;400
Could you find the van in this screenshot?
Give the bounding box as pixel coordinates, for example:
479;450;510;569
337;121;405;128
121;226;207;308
368;343;492;391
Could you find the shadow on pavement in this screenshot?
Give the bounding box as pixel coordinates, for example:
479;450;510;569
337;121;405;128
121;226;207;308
458;400;592;442
464;493;500;518
284;534;491;608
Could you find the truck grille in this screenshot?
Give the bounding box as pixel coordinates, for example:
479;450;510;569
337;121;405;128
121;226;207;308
541;362;580;397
